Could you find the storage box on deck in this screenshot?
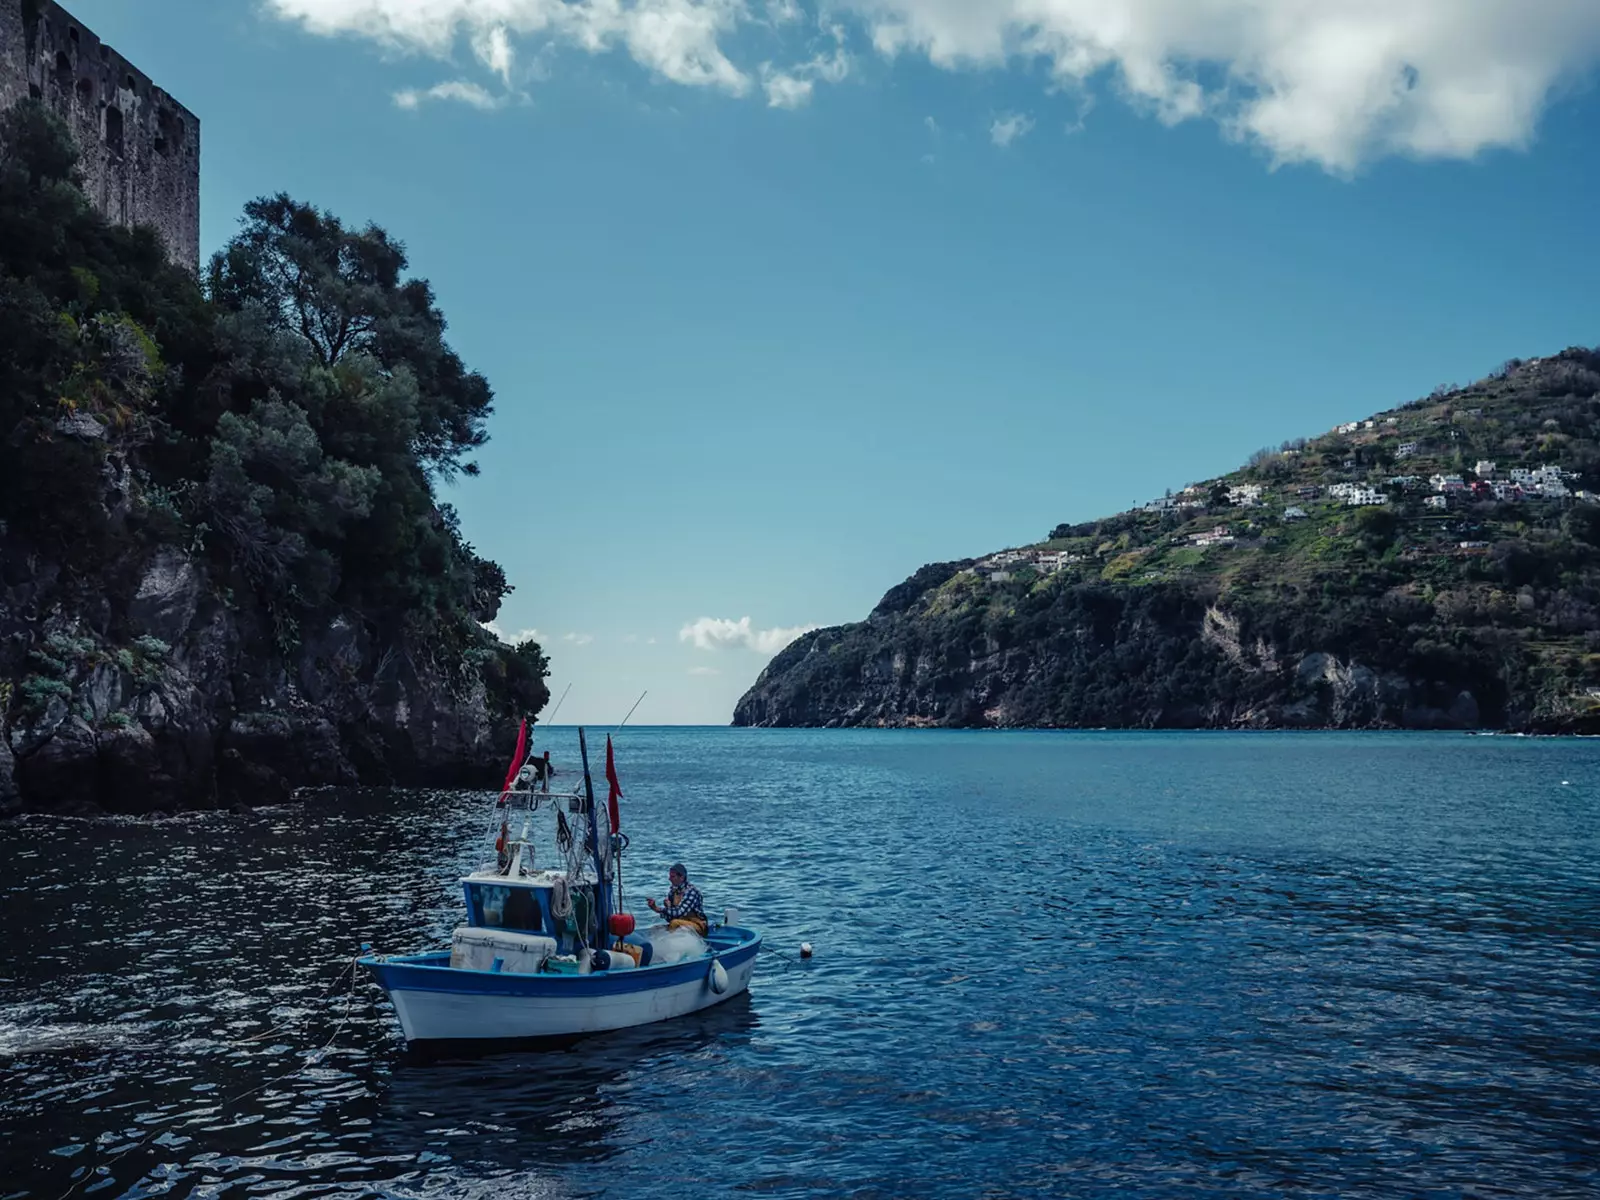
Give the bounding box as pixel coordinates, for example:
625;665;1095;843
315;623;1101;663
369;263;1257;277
449;927;558;974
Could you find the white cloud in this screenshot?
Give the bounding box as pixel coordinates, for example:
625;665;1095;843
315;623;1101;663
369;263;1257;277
481;621;544;645
269;0;750;96
394;79;503;109
765;0;803;25
688;666;722;676
269;0;1600;172
849;0;1600;172
989;110;1033;147
761;26;850;108
563;632;595;646
761;66;815;108
474;24;515;83
679;616;821;655
924;114;940;135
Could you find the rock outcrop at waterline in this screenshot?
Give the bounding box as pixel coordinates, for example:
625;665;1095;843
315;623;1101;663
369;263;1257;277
735;352;1600;734
0;540;515;816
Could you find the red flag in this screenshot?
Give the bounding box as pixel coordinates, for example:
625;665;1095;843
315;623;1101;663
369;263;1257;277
500;719;528;794
605;734;622;832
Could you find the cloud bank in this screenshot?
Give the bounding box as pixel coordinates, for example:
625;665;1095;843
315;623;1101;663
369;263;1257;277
267;0;1600;172
989;110;1033;147
679;616;820;655
481;621;544;644
394;79;503;109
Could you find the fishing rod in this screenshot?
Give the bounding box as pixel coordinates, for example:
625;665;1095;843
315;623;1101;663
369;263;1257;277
544;681;573;727
613;690;648;739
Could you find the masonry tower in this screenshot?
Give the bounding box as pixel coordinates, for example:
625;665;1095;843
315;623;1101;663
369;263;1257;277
0;0;200;272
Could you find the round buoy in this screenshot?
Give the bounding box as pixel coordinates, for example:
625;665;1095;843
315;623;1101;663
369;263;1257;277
800;942;813;959
609;912;636;937
709;960;729;994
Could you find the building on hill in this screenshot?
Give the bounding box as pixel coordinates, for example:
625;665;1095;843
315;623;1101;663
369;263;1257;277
1329;483;1387;507
1397;442;1421;459
1227;483;1263;507
1190;527;1234;547
1336;422;1360;435
1283;506;1308;521
0;0;199;271
1424;495;1449;510
1474;460;1497;478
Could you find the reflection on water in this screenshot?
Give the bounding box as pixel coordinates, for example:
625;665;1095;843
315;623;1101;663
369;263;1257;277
1;729;1598;1199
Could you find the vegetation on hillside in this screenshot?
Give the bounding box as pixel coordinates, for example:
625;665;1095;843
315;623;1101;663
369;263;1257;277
739;352;1600;732
0;99;548;724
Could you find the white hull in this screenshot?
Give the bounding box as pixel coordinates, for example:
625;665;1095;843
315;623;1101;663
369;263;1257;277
385;956;758;1042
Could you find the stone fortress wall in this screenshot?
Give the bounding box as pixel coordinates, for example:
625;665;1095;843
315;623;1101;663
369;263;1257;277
0;0;200;271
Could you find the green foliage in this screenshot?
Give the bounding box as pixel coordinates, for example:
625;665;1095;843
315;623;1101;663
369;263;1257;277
0;98;546;720
208;193;493;480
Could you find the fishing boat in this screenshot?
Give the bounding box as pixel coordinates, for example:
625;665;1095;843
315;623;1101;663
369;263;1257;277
357;725;761;1045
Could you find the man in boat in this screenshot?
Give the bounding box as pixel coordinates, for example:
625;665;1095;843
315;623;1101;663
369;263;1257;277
647;863;708;936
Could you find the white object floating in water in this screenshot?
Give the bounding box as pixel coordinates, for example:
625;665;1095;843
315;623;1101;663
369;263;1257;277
800;942;813;959
1561;780;1570;786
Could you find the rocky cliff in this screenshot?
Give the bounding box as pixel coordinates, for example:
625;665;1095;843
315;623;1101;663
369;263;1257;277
0;533;514;815
736;352;1600;734
0;100;547;814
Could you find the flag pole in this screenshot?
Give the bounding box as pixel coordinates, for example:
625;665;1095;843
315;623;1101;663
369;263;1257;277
578;727;610;947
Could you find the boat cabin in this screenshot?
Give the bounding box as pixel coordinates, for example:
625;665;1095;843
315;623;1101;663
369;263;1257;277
460;869;603;955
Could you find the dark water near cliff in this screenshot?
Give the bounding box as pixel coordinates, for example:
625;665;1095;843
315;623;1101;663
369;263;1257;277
2;729;1598;1199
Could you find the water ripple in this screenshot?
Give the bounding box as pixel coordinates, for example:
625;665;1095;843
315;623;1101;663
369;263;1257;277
1;730;1597;1198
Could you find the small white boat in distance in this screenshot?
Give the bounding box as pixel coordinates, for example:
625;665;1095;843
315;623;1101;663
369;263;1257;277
359;725;761;1046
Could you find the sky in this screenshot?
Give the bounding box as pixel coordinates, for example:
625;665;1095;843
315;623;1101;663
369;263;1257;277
59;0;1600;724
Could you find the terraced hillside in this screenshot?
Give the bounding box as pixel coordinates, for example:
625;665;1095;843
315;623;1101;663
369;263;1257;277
735;350;1600;733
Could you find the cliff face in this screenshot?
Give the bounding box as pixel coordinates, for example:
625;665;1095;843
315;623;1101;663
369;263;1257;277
736;352;1600;735
0;523;512;817
734;587;1494;733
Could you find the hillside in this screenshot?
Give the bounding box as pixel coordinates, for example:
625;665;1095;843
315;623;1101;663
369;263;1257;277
735;351;1600;733
0;100;548;814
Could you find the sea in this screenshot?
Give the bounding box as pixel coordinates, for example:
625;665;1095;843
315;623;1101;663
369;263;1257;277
1;729;1597;1199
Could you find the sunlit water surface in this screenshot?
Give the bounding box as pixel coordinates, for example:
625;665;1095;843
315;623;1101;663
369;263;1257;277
2;729;1597;1199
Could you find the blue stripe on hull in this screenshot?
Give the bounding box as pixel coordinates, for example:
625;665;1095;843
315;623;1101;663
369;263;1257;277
359;928;761;1000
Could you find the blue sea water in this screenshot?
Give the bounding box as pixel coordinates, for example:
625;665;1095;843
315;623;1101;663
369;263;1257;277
1;729;1597;1199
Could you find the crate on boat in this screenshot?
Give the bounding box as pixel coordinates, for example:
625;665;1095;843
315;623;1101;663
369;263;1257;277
449;927;557;974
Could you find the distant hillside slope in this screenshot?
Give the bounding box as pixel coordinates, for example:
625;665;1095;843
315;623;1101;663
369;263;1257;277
735;350;1600;733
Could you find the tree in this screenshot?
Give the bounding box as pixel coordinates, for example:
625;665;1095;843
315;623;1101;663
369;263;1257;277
208;194;494;479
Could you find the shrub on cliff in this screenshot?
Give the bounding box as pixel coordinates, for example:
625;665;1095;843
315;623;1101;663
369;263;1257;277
0;99;547;722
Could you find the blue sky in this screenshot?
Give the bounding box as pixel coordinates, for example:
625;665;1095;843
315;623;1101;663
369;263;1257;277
65;0;1600;723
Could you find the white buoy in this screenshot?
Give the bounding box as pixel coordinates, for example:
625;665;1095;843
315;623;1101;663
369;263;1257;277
709;960;729;994
799;942;813;959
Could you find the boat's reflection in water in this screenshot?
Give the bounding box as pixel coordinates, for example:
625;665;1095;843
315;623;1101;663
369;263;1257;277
372;992;759;1172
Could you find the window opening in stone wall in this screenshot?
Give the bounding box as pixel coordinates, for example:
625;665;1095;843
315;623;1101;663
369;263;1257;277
28;84;41;101
54;51;71;86
124;74;138;95
68;26;79;43
76;76;93;102
104;106;124;156
154;108;181;157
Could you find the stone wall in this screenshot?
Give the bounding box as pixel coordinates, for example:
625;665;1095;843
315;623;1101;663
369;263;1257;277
0;0;200;271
